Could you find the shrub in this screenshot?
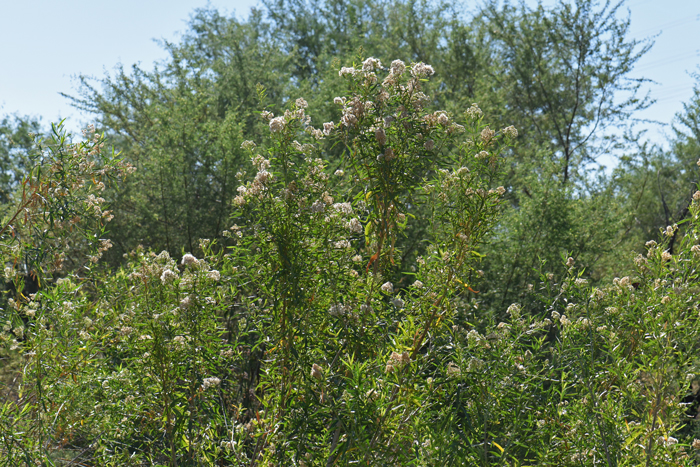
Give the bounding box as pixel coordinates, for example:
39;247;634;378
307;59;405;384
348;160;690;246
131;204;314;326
5;58;700;466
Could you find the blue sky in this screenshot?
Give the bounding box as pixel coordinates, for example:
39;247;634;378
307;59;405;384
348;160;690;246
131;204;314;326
1;0;698;154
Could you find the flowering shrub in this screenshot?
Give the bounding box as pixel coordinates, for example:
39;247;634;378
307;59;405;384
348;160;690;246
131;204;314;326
4;59;700;466
223;58;510;465
1;122;133;285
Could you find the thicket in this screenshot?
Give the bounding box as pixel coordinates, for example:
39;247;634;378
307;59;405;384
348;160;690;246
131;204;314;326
3;0;700;465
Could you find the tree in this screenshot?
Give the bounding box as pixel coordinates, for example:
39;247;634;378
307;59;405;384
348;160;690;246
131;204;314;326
476;0;651;182
65;9;291;258
468;0;653;312
0;114;42;206
615;71;700;255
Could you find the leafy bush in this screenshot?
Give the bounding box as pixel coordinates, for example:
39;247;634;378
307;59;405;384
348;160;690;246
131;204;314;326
3;59;700;467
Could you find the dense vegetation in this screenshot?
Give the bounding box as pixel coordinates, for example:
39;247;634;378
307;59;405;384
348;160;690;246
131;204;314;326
2;0;700;464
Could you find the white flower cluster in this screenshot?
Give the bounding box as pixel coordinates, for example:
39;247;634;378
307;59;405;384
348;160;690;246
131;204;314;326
323;121;334;135
481;127;495;143
202;376;221;390
332;202;353;215
310;200;325;213
329;303;346;317
466;329;482;345
307;126;324;140
269;116;286;133
412;62;435;78
329;303;359;320
375;127;386;145
612;276;634;291
390;59;405;76
502;125;518;138
506;303;521;318
663;224;678;237
446;362;461;376
181;253;199;268
252;155;270;171
241;140;256;150
236;159;275;203
382;59;407;86
207;270;220;281
385;350;411;373
295;97;308;109
466;103;483;120
160;269;178;284
347;218;363;233
3;266;15;281
334;240;351;249
179;296;192;310
339;59;380;86
362;57;382;72
340;96;371;128
339;67;355;77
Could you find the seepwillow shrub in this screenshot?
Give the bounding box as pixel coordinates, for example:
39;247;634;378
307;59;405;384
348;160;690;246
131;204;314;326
0;121;133;301
224;58;510;465
7;58;700;467
0;59;512;465
0;123;133;463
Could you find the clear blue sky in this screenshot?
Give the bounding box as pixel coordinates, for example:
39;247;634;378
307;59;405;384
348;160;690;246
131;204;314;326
1;0;698;152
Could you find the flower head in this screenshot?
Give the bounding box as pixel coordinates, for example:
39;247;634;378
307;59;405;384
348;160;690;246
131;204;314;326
339;67;356;77
506;303;521;318
181;253;199;268
207;270;221;281
160;269;178;284
375;127;386;146
412;62;435;78
466;103;483;120
202;377;221;390
311;363;323;380
481;127;495;144
269;116;286;133
362;57;382;72
347;218;363;233
502;126;518;138
390;59;406;76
